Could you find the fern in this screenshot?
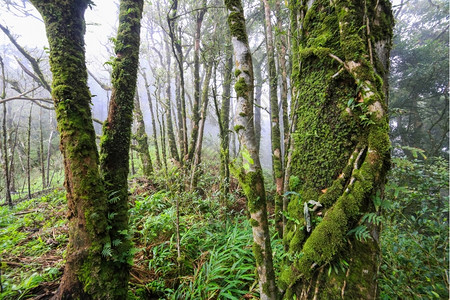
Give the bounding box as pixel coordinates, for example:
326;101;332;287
347;225;371;241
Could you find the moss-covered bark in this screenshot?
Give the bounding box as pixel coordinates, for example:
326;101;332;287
281;0;393;298
99;0;143;297
263;0;284;238
219;47;233;203
225;0;277;299
29;0;113;298
133;91;153;177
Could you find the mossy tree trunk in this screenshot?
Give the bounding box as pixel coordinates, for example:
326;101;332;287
190;61;213;190
165;41;181;163
30;0;111;297
218;46;233;203
224;0;277;299
188;0;207;163
99;0;143;296
133;91;153;177
168;0;188;160
280;0;393;299
31;0;144;298
262;0;284;238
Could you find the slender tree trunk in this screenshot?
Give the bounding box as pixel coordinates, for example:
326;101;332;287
219;46;233;203
2;103;11;206
262;0;284;237
46;128;55;188
99;0;143;297
39;108;46;188
27;104;33;199
253;57;263;154
188;0;207;163
165;44;180;162
142;72;161;168
280;1;393;298
133;90;153;177
275;0;289;152
168;0;188;159
224;1;277;298
0;55;11;206
190;61;213;190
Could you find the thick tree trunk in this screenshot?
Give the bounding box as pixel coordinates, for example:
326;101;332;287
99;0;143;297
280;0;393;298
262;0;284;237
30;1;112;298
224;1;277;299
133;90;153;177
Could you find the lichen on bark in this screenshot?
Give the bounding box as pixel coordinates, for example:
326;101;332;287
282;0;393;298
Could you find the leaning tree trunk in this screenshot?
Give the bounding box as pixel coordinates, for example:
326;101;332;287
30;0;111;298
224;0;277;299
280;0;393;299
99;0;143;297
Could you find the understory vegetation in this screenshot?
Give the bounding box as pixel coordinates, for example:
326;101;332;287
0;152;448;299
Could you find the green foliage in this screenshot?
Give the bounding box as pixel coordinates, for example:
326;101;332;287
379;156;449;299
0;190;67;299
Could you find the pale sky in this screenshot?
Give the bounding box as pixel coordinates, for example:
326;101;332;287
0;1;118;59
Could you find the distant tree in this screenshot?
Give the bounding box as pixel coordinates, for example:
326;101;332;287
280;0;393;298
389;0;449;158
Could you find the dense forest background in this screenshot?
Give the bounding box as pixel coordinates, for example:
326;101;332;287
0;0;448;299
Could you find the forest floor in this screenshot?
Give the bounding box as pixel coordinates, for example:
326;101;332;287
0;156;448;299
0;167;279;299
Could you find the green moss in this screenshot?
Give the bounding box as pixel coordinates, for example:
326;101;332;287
250;218;259;227
225;8;247;43
234;77;248;98
234;69;241;77
252;242;263;267
233;124;245;132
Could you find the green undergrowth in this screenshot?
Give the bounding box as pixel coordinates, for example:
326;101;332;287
0;189;67;300
0;152;446;299
379;155;449;299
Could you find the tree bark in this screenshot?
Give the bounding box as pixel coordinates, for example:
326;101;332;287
224;0;278;298
219;46;233;203
27;104;33;199
142;72;162;168
99;0;143;297
262;0;284;237
165;42;181;163
280;1;393;298
168;0;188;159
189;61;213;190
133;90;153;177
30;0;112;298
188;0;207;163
0;56;12;206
